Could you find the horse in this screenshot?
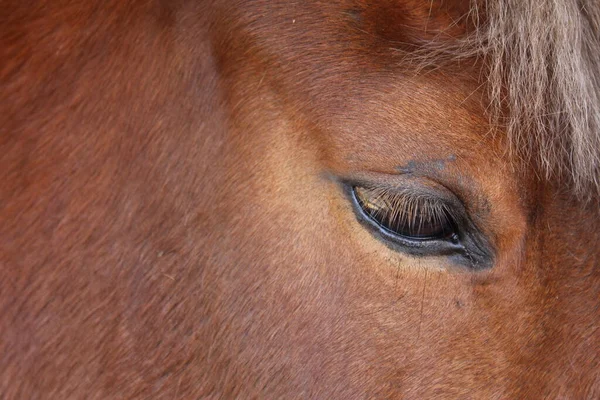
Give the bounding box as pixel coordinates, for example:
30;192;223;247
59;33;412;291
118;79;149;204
2;0;599;397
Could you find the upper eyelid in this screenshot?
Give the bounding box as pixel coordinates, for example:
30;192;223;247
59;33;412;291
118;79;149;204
356;186;457;218
354;185;459;233
336;170;486;218
340;174;465;213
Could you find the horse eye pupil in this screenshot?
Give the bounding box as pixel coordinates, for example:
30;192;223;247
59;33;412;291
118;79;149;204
353;186;456;241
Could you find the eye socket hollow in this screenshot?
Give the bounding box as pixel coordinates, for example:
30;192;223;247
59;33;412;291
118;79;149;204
353;186;459;242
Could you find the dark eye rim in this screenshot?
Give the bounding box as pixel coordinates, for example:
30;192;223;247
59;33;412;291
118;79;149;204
341;179;494;270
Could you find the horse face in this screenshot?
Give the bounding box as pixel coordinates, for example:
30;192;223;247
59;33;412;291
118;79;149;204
202;0;600;397
2;0;599;398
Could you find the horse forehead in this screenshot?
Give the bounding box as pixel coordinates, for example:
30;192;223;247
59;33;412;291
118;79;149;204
218;2;497;174
221;1;485;117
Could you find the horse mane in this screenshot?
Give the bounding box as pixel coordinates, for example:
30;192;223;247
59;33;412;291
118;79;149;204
485;0;600;197
414;0;600;198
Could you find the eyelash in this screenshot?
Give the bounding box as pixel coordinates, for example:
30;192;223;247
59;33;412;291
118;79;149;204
352;186;460;242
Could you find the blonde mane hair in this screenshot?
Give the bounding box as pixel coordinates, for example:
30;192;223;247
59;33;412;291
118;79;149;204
483;0;600;197
418;0;600;197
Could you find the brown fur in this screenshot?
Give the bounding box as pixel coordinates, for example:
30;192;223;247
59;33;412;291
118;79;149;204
1;0;599;398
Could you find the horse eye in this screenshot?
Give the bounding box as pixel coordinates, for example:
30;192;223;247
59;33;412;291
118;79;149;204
353;186;459;242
